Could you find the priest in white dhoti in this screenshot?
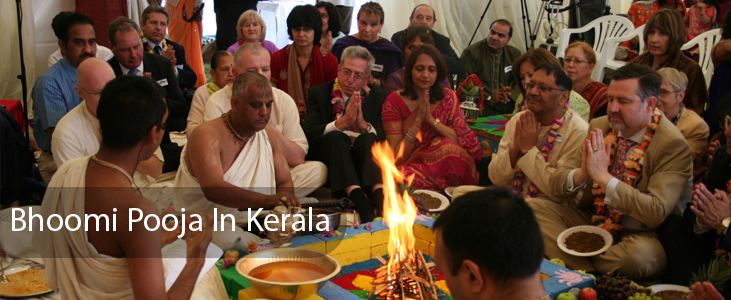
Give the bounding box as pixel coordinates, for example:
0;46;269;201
51;58;170;211
32;75;226;300
176;72;302;249
201;43;326;198
453;64;588;202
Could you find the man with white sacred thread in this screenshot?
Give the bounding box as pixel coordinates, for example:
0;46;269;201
175;72;303;248
33;75;225;299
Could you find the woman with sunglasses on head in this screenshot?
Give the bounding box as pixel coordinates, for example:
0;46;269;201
511;48;591;122
563;41;608;121
384;25;450;94
382;45;482;191
331;2;404;90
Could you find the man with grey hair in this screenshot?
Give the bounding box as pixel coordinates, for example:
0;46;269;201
657;68;708;158
532;64;692;280
107;16;189;173
140;4;198;92
175;72;297;248
303;45;387;222
390;4;462;76
202;43;327;198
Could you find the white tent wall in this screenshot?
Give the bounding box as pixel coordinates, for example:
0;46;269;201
0;0;633;116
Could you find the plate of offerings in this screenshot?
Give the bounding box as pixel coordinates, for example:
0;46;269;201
0;262;53;298
412;190;449;212
557;225;613;257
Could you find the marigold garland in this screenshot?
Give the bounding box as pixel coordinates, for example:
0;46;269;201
512;117;564;198
592;108;662;236
141;35;168;53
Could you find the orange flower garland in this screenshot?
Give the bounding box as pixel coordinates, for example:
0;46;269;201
592;108;662;236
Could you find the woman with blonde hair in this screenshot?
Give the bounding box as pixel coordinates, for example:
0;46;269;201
227;10;278;54
657;67;709;157
563;41;608;120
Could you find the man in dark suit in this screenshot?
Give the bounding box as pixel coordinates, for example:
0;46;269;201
390;4;462;77
140;5;197;92
108;17;189;172
303;46;387;222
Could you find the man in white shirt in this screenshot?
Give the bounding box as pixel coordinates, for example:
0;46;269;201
203;43;326;198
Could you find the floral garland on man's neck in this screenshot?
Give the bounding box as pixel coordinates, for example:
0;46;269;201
592;108;662;236
331;78;370;121
511;117;564;197
141;35;168;53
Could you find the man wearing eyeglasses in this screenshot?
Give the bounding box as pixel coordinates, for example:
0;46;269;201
51;58;165;201
452;63;588;202
303;46;388;222
534;64;692;280
390;4;462;76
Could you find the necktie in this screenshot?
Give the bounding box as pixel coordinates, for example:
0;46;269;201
154;45;162;55
611;137;638;179
127;68;137;76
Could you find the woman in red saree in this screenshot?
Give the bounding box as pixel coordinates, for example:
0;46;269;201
271;5;339;121
382;45;482;191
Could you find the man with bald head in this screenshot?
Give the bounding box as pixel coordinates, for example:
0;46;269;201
390;4;462;76
203;43;327;198
175;72;297;247
52;58;165;202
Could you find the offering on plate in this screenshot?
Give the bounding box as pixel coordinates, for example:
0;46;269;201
412;192;442;210
655;290;688;300
0;269;51;296
564;231;606;253
250;261;328;283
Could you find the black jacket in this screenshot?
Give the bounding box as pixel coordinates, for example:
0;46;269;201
303;81;388;153
391;28;463;76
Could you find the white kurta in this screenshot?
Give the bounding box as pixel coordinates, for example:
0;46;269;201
51;101;170;210
488;109;589;203
186;84;214;135
203;85;327;197
29;157;226;300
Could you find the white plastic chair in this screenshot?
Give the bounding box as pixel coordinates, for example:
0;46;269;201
680;29;722;88
592;25;646;82
555;15;635;60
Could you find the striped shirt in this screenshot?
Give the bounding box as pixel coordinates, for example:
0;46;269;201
31;57;81;152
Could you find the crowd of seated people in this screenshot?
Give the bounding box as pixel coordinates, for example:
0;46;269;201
5;1;731;299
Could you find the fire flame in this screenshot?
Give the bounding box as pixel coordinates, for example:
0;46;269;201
371;141;418;275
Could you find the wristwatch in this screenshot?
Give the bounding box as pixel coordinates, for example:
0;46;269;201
718;216;731;235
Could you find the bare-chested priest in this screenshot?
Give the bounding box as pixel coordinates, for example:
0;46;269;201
175;72;299;247
201;43;326;198
33;75;223;299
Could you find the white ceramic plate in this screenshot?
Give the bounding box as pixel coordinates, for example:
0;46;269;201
557;225;613;257
444;187;457;198
0;263;53;298
413;190;449;212
649;284;690;293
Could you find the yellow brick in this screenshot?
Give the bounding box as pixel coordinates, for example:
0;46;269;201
435;280;451;295
326;233;371;255
415;238;431;256
297;240;326;253
370;229;390;247
238;287;325;300
333;248;371;266
371;244;389;259
413;223;436;242
429;243;435;257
